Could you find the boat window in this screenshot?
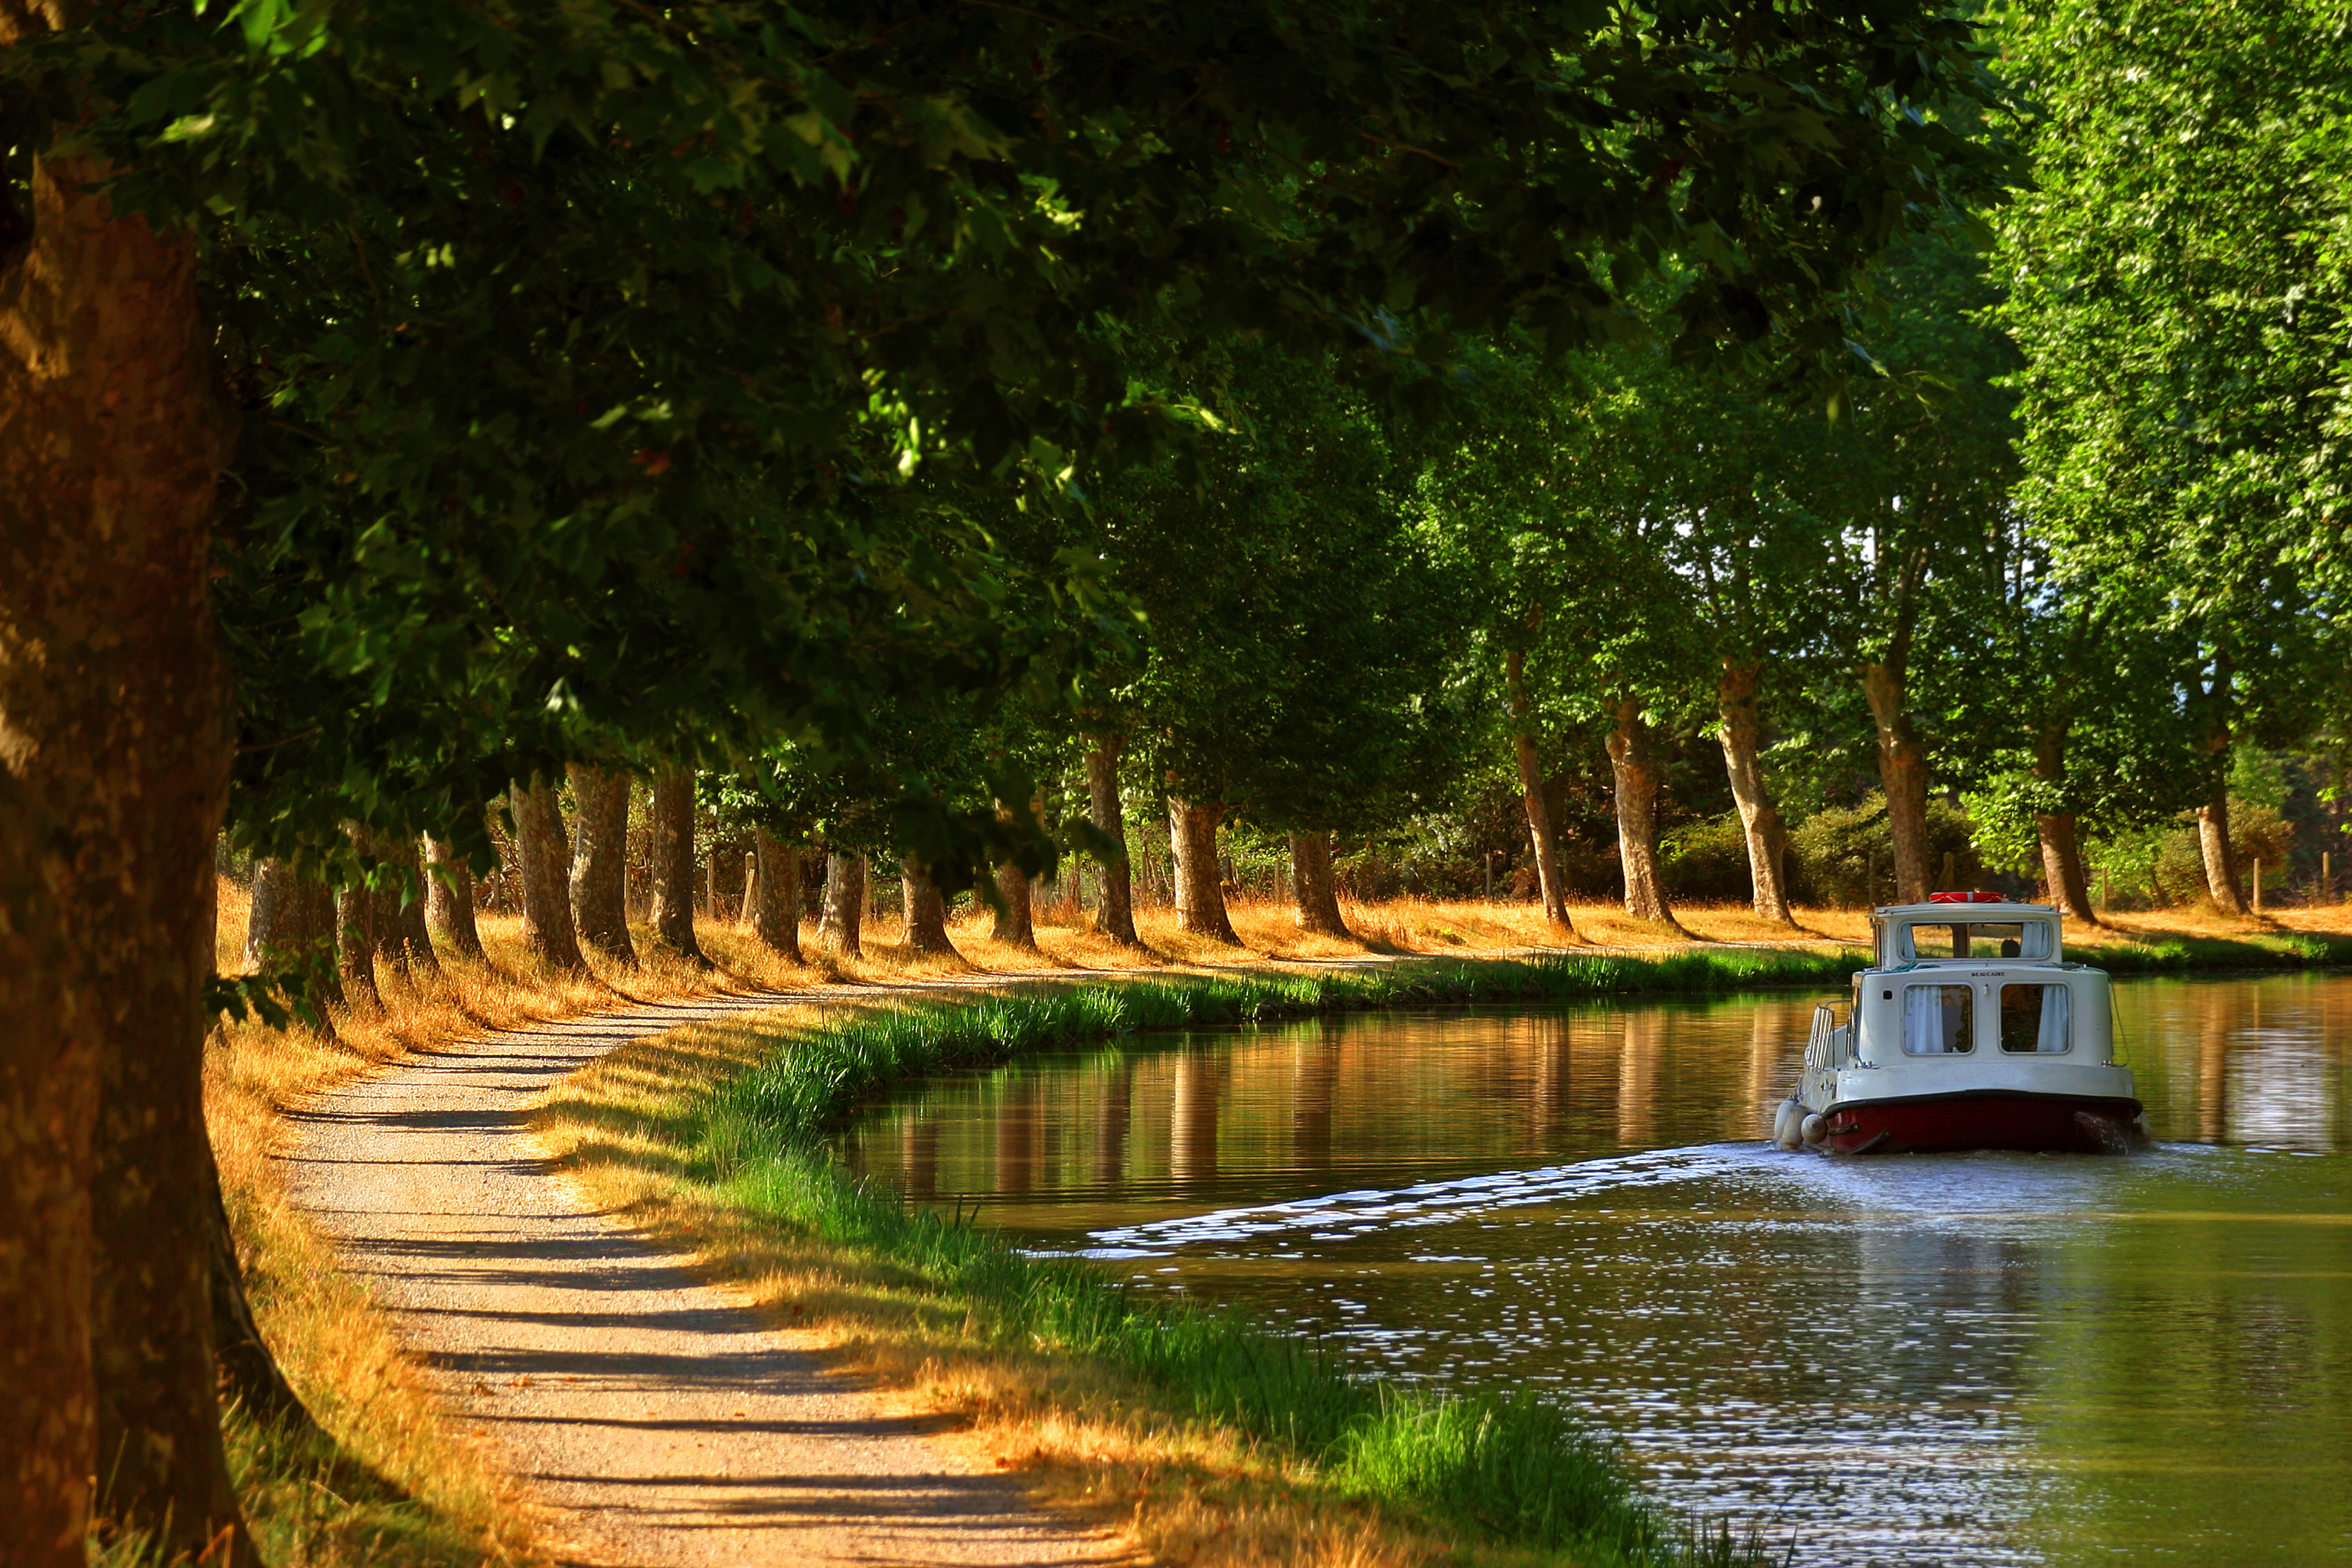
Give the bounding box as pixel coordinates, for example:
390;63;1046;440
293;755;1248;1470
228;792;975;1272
1901;922;2052;961
1902;984;1975;1055
1998;983;2071;1054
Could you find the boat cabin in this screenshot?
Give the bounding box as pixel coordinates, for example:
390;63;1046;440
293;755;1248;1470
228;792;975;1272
1785;895;2139;1153
1844;897;2110;1063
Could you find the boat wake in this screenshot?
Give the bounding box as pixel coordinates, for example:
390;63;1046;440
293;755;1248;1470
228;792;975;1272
1073;1138;2234;1258
1077;1144;1760;1256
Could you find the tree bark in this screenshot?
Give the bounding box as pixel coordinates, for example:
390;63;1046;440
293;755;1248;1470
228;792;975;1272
816;851;864;956
2198;795;2245;914
2030;723;2099;923
245;858;344;1015
900;855;957;955
1859;662;1932;904
513;776;588;973
992;860;1038;948
336;876;379;1004
2195;678;2246;913
1605;697;1677;925
750;828;804;959
1169;795;1239;942
1084;735;1141;945
423;834;484;959
1716;658;1794;925
646;766;705;961
1289;831;1351;938
0;124;250;1556
566;764;636;964
367;830;439;976
1505;645;1575;935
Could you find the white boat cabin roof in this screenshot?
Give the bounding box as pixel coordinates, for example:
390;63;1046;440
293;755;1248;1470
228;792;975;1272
1867;898;2066;969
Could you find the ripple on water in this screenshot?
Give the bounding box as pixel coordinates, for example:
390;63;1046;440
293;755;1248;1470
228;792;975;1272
846;978;2352;1568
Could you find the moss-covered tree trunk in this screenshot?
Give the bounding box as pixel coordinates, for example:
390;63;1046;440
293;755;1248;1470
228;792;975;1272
1505;647;1575;936
423;834;484;959
816;851;864;956
0;118;250;1558
1168;796;1239;943
1289;831;1351;937
1606;697;1677;926
899;856;956;955
1715;658;1793;925
566;764;635;964
647;766;705;961
750;828;803;959
513;777;587;973
1083;735;1141;945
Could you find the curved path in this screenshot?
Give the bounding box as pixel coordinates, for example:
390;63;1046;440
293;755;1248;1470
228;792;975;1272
280;989;1129;1567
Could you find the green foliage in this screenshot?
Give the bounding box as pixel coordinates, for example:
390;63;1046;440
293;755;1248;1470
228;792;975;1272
1785;794;1981;905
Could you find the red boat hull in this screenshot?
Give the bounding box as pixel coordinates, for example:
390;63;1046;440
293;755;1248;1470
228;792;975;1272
1818;1090;2145;1155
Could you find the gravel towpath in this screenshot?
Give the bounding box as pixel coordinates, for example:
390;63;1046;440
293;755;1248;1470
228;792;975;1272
280;989;1128;1568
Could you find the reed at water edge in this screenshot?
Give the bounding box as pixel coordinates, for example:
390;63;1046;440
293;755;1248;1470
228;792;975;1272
697;950;1863;1568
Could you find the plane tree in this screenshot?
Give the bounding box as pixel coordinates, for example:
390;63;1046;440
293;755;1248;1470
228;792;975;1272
2;2;2005;1553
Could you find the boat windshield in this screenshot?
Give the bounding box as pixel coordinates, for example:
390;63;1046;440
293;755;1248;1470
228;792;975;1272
1902;921;2052;962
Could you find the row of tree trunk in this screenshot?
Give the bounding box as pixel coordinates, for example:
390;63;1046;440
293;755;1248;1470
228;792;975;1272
1504;645;2261;934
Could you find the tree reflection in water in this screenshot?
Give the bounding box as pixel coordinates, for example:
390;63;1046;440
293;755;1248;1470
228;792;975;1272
841;975;2352;1566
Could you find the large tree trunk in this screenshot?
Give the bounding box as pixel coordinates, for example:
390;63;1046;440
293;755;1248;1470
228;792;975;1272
512;776;588;974
1289;831;1351;938
1859;661;1932;905
2198;794;2245;914
0;124;251;1557
245;858;345;1014
1605;697;1677;925
992;861;1038;949
646;766;705;962
2030;723;2099;923
750;828;804;960
1716;658;1793;925
1084;735;1141;945
2195;684;2246;914
566;764;636;964
816;851;864;956
1505;646;1575;935
423;834;485;959
1169;795;1239;943
335;875;379;1004
366;829;439;976
900;855;956;955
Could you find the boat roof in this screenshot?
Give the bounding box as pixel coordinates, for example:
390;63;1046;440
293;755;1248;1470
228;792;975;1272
1872;901;2060;921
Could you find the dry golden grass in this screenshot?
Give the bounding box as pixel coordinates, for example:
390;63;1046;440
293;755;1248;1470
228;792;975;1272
529;1011;1557;1568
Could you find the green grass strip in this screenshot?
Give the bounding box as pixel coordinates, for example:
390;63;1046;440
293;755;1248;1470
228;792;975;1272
692;936;2344;1563
695;948;1866;1567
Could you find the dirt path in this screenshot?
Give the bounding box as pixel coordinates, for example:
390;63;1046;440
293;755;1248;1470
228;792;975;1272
281;989;1131;1568
280;942;1845;1564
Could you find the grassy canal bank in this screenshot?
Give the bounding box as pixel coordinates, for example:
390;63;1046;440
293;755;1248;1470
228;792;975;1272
529;931;2352;1567
207;894;2352;1566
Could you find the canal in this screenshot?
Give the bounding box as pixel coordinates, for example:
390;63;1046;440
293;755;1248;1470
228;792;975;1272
842;970;2352;1566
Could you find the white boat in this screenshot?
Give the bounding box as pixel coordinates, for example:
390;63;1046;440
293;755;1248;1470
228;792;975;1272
1772;894;2145;1155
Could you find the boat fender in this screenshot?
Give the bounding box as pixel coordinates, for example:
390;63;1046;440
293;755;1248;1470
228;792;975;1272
1800;1112;1828;1148
1772;1096;1805;1150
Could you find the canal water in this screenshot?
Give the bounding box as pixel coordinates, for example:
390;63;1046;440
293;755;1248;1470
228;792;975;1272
841;972;2352;1566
